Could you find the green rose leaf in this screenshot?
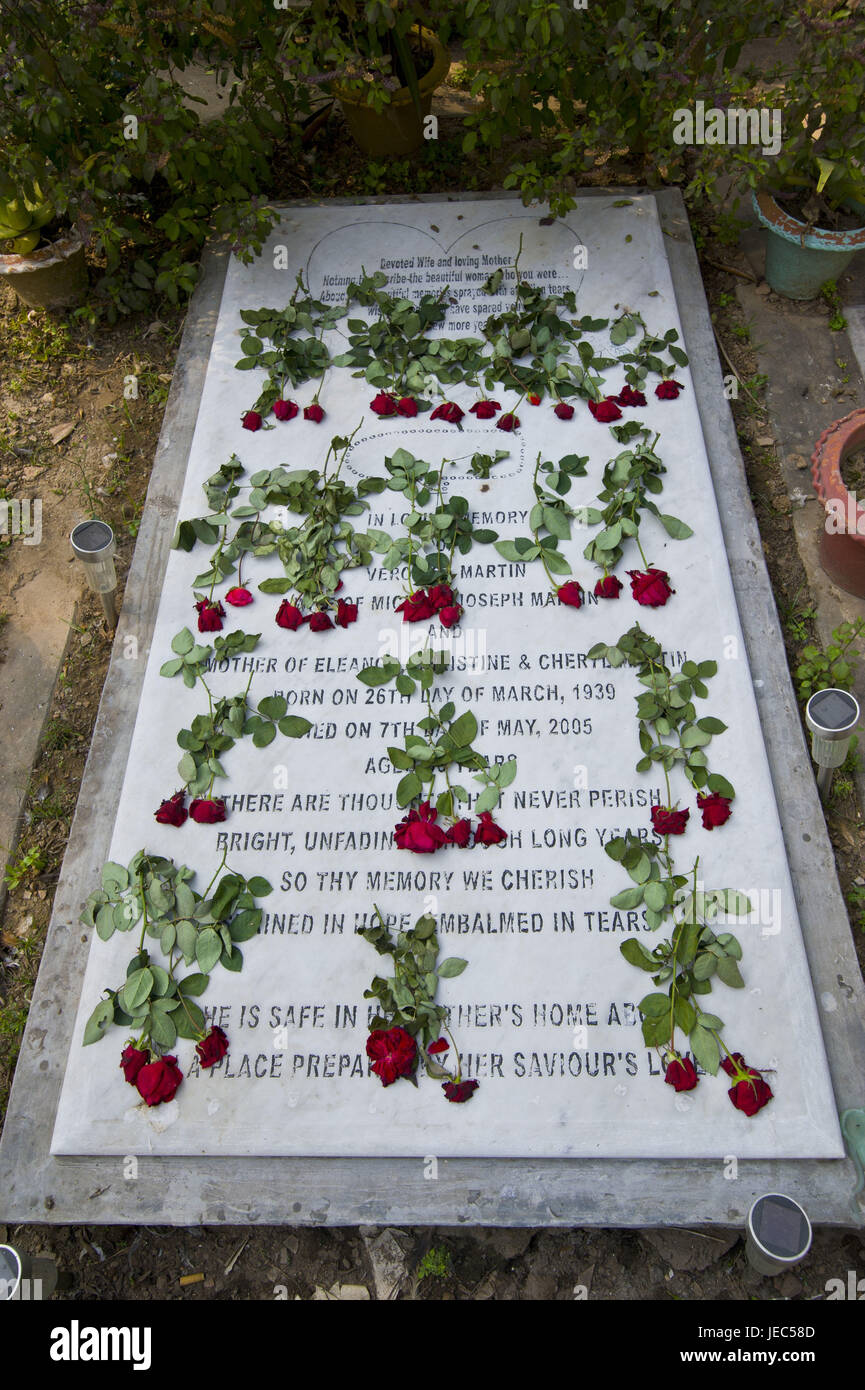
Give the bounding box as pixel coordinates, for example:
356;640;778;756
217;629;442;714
83;997;115;1046
437;957;468;979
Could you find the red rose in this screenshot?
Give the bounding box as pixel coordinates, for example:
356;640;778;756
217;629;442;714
615;385;647;407
189;797;227;824
627;567;674;607
588;398;622;422
120;1044;148;1085
273;399;298;421
443;1079;479;1103
655;380;684;400
242;410;262;431
496;412;520;432
557;582;583;609
308;611;333;631
335;598;358;628
651;804;690;836
275;600;305;630
366;1026;417;1086
195;598;225;632
304;403;325;422
370;391;398;416
696;792;732;830
445;818;472;847
395;590;436;622
428;1037;450;1055
154;790;188;827
395;804;447;853
664;1057;698;1092
135;1054;183;1107
439;604;462;629
427;584;454;610
469;400;500;419
196;1026;229;1068
397;397;418;417
225;586;253;607
594;575;623;599
554;402;574;420
722;1053;773;1117
431;402;464;425
528;393;541;405
474;811;507;847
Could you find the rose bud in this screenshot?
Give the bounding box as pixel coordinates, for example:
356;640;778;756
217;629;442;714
442;1079;479;1103
655;380;684;400
154;790;188;827
469;400;501;419
439;604;462;629
615;384;647;407
120;1044;148;1086
664;1057;698;1092
273;399;299;421
721;1053;773;1117
430;402;464;425
396;397;418;417
275;600;305;630
304;403;325;422
366;1026;417;1086
308;610;333;632
225;586;253;606
135;1054;183;1107
528;393;541;405
496;412;520;432
395;589;436;622
335;598;358;628
194;598;225;632
696;791;733;830
196;1026;229;1069
394;806;447;853
428;1037;450;1055
651;804;690;836
445;818;472;847
554;402;574;420
594;575;623;599
474;810;507;847
370;391;398;416
189;797;227;824
557;582;583;609
242;410;262;431
588;397;623;422
627;567;674;607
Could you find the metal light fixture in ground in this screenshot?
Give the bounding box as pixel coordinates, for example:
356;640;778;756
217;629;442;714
745;1194;812;1276
70;519;118;629
805;687;860;799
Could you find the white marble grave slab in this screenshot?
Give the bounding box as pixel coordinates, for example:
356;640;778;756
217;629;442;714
52;197;843;1158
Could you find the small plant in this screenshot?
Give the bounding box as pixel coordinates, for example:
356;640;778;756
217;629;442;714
845;883;865;933
4;844;48;890
821;280;848;333
795;619;865;701
417;1246;453;1282
783;600;817;646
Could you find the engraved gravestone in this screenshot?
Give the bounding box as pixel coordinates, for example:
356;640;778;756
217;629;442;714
51;197;843;1160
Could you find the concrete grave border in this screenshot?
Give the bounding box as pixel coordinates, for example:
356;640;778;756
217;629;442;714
2;189;864;1228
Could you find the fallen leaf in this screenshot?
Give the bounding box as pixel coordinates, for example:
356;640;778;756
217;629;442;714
48;422;76;446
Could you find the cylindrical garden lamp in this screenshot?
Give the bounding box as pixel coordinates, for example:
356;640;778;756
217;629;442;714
805;687;860;800
70;519;118;629
745;1194;812;1276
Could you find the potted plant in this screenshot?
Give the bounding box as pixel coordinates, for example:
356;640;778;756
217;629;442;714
281;1;451;156
740;6;865;298
0;177;87;311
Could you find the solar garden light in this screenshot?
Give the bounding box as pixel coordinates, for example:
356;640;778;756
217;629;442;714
745;1194;812;1276
0;1243;58;1301
805;687;860;800
70;519;118;629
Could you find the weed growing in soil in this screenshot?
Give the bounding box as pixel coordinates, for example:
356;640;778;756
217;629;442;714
3;845;47;890
417;1246;453;1282
794;618;865;701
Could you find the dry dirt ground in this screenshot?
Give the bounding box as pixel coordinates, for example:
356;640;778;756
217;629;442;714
1;97;864;1301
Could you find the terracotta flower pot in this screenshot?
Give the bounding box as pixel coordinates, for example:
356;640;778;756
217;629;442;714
0;230;87;310
811;408;865;597
332;28;450;157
